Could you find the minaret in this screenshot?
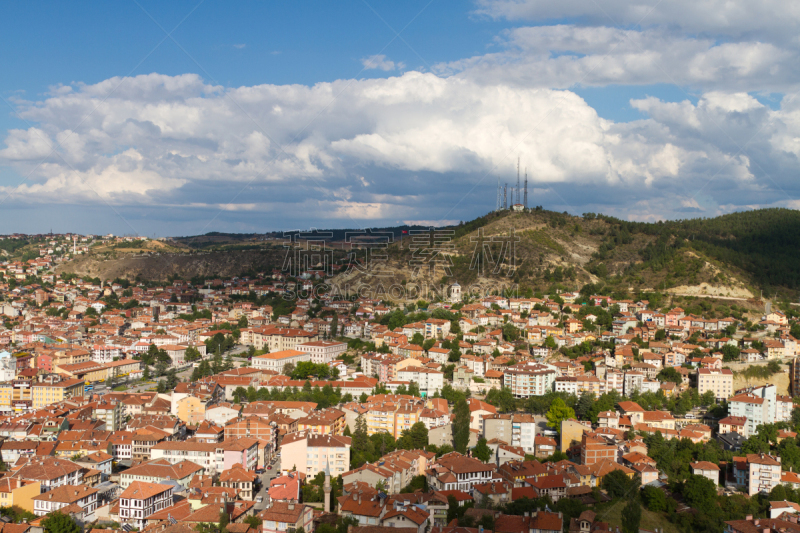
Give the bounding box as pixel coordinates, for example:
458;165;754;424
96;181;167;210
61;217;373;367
323;455;332;513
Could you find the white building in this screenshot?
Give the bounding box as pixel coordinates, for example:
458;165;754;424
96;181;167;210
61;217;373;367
396;367;443;397
280;432;351;479
502;363;558;398
0;351;15;382
295;341;347;364
119;481;174;530
33;484;98;520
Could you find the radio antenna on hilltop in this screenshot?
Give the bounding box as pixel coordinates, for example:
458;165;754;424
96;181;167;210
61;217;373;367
503;183;508;209
496;176;501;211
516;157;521;205
524;167;528;209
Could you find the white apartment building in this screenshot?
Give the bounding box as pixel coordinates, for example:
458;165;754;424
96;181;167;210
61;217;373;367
119;481;174;530
296;341;347;364
396;367;444;397
280;432;351;478
729;385;793;436
735;453;782;496
92;344;122;364
697;368;734;401
252;349;311;373
0;351;16;382
502;363;557;398
511;414;539;453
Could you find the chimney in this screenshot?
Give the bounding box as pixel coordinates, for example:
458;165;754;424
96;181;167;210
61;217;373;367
288;503;295;510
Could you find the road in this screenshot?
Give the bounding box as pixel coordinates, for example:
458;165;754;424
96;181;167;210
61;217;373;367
254;456;281;512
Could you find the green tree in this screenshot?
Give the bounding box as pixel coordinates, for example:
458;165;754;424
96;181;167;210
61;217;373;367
233;386;248;403
41;512;81;533
682;474;717;513
622;498;641;533
330;314;338;337
656;366;682;384
546;397;576;433
602;469;636;499
185;346;201;362
641;485;666;511
472;437;492;462
485;387;516;413
397;422;428;450
452;398;471;454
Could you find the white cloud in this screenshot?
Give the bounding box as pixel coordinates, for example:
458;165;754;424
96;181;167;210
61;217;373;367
435;25;798;93
233;44;246;49
361;54;406;71
473;0;800;42
0;69;797;225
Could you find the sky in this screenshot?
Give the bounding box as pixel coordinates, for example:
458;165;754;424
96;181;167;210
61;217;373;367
1;0;800;236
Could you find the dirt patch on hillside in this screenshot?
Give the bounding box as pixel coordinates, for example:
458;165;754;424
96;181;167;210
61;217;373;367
667;282;754;299
732;370;790;396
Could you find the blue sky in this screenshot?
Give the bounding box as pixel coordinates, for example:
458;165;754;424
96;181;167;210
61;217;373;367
1;0;799;235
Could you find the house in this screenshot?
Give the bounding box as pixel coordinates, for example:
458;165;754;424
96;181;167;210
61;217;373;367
690;461;720;486
258;502;314;533
32;484;98;521
219;463;258;500
119;481;174;530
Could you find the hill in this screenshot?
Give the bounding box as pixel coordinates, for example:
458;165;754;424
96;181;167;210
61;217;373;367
55;208;800;303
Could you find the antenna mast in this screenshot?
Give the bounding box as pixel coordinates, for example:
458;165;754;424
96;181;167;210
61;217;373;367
503;184;508;209
516;157;521;205
524;167;528;209
496;176;501;211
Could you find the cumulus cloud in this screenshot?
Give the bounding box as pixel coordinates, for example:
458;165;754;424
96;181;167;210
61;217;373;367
0;66;798;229
361;54;406;71
435;25;799;93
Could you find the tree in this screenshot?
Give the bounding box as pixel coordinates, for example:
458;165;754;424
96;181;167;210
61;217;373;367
472;438;492;462
185;346;201;362
233;386;248;403
721;344;740;362
682;474;717;513
546;397;575;433
283;362;296;377
622;498;641;533
397;422;428;450
41;512;80;533
351;414;372;468
452;398;471;454
330;314;338;337
485;387;516;413
602;469;636;499
656;366;682;384
641;485;666;511
142;365;151;380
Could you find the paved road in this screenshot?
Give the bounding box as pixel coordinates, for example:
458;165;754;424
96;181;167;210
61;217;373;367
254;456;281;512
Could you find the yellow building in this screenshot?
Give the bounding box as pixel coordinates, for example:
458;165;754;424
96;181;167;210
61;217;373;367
176;395;207;425
31;378;85;409
55;361;110;383
104;359;142;379
0;478;41;512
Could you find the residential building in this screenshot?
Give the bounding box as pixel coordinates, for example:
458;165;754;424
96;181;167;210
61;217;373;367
697;368;734;401
280;432;351;478
119;481;174;530
32;484;98;520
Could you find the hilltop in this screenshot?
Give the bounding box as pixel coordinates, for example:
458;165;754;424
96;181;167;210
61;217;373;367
54;207;800;302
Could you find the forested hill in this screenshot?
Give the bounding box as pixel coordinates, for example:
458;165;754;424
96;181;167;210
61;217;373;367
332;207;800;300
590;208;800;293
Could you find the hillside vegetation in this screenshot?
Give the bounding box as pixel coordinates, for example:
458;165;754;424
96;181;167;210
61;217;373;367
53;208;800;301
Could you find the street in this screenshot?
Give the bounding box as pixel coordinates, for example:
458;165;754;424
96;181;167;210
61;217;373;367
253;456;281;511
